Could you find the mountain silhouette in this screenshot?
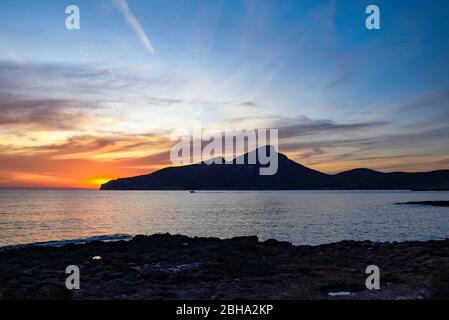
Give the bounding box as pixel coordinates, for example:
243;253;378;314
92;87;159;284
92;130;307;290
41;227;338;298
100;146;449;190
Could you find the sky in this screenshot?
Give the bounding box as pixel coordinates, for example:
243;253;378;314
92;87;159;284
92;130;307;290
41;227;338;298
0;0;449;189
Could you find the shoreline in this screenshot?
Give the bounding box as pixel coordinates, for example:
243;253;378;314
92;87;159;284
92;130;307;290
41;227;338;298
0;234;133;252
400;201;449;207
1;233;449;300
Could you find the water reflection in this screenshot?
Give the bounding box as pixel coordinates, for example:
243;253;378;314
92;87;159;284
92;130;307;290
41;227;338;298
0;189;448;246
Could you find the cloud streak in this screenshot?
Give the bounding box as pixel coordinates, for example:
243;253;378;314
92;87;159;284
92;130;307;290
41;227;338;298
114;0;155;54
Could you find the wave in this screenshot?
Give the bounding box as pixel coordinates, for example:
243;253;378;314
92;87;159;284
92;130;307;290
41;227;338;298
0;234;132;252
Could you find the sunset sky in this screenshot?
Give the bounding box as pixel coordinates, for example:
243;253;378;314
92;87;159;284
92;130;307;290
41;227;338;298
1;0;449;189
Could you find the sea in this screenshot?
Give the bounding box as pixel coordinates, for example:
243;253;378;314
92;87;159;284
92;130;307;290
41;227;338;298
0;189;448;247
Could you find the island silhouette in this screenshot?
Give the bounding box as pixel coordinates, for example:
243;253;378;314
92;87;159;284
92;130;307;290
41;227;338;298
100;146;449;190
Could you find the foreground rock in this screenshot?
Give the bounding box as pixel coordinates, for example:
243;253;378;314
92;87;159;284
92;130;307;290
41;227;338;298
1;234;449;300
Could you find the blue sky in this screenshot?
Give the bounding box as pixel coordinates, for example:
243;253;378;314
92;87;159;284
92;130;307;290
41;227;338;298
0;0;449;187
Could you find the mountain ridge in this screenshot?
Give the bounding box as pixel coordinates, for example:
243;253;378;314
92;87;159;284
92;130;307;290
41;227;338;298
100;146;449;190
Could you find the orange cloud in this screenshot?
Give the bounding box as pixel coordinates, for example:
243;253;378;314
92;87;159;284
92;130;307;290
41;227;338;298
0;135;174;189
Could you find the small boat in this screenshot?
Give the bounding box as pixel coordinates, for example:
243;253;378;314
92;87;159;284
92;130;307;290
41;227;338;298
190;190;195;194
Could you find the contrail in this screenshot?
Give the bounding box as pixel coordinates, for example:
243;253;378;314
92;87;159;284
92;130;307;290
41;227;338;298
113;0;155;54
249;0;335;101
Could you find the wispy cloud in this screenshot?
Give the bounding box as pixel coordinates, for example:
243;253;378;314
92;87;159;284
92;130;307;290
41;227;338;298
0;98;96;130
113;0;155;54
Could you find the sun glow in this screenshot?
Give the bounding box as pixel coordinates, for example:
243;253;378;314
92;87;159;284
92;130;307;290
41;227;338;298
84;177;115;189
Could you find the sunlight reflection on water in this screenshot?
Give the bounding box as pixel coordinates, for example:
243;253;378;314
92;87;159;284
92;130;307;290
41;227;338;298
0;189;448;246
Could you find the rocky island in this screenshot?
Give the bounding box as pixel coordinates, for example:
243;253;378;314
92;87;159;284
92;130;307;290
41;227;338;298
100;147;449;191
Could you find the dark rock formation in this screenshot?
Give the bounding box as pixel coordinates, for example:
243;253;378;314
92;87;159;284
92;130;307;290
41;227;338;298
401;201;449;207
100;146;449;190
1;234;449;300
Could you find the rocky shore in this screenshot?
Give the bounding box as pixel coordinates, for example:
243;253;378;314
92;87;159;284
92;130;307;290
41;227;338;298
402;201;449;207
1;234;449;300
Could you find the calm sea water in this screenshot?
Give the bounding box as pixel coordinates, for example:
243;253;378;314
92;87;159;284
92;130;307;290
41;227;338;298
0;189;448;247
